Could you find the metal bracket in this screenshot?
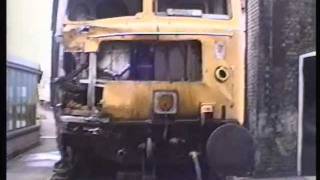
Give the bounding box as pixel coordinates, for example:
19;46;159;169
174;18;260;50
87;53;97;113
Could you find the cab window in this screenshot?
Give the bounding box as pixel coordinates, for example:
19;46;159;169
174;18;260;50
67;0;142;21
157;0;229;19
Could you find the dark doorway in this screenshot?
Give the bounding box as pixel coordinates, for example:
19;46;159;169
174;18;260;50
301;55;316;176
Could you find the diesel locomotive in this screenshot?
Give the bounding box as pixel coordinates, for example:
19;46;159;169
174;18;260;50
50;0;254;179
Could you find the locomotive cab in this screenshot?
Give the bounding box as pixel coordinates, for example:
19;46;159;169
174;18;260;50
51;0;254;179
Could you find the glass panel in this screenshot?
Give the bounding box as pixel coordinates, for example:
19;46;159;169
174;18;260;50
27;73;32;104
16;120;20;129
7;68;40;129
31;75;37;126
21;105;26;114
20;72;27;127
157;0;229;18
13;70;19;130
16;71;21;130
34;75;37;103
21;120;26;128
8;120;13;130
26;73;32;126
67;0;143;21
21;73;27;103
97;40;202;81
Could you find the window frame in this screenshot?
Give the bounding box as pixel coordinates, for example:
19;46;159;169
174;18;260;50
155;0;233;20
96;40;203;82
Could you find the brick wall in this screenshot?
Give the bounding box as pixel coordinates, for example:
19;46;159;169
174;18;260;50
246;0;315;177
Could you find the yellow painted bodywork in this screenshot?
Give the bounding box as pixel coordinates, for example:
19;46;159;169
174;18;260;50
62;0;245;124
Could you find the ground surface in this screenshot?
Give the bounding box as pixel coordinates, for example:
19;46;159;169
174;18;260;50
7;105;58;180
6;105;316;180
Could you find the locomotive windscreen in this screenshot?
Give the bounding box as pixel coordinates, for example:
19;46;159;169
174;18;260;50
67;0;142;21
97;41;202;81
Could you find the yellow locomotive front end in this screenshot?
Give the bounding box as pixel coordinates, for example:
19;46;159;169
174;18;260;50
52;0;254;179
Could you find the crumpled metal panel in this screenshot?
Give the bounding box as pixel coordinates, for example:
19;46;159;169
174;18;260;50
60;0;245;124
99;30;245;123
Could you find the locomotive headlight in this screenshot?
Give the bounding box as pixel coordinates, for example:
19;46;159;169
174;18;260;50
215;66;230;82
153;91;178;114
214;42;226;60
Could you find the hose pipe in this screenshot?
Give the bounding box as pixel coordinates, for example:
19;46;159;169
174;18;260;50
189;151;202;180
